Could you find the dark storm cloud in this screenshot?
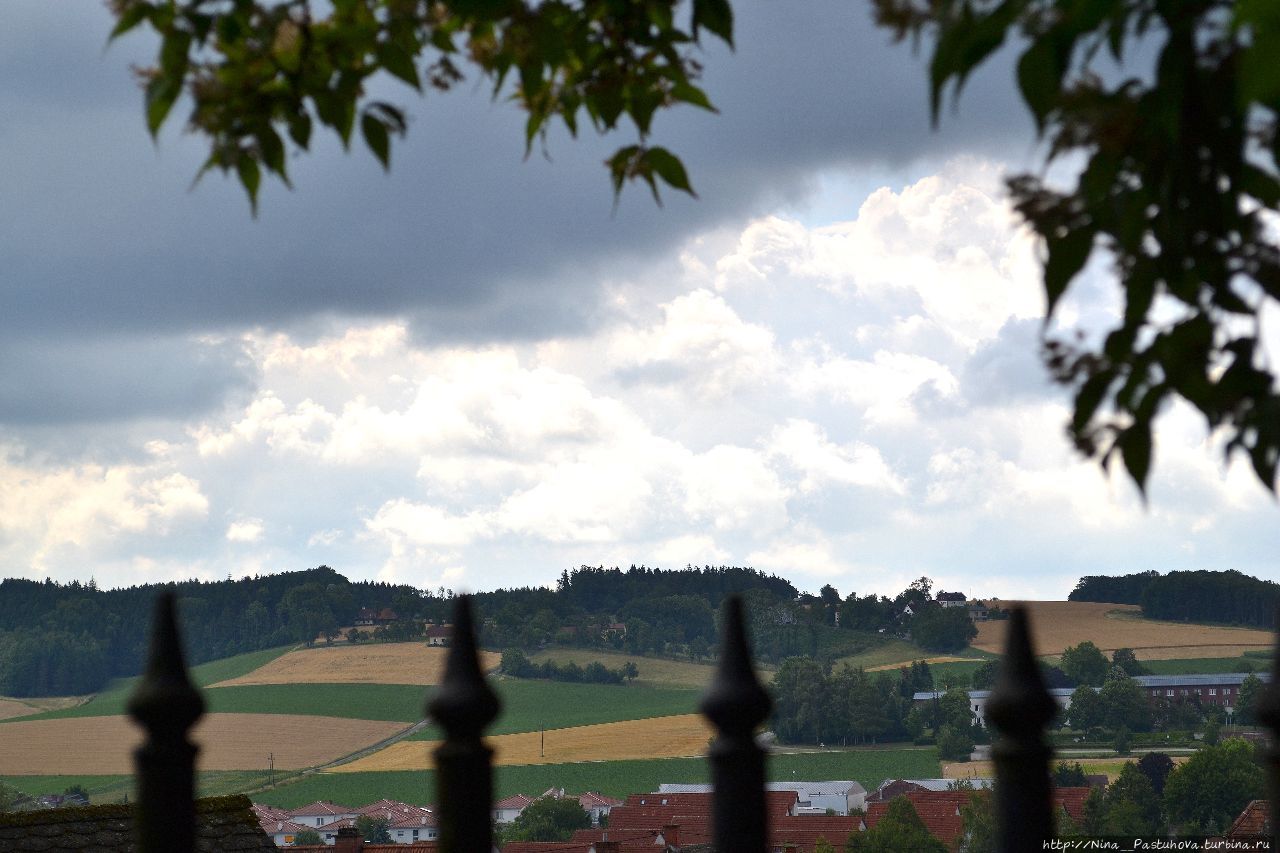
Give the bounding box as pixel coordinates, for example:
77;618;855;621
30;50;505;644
0;334;257;425
1;1;1033;351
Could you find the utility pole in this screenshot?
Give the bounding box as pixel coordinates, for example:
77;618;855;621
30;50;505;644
540;723;544;758
268;752;274;787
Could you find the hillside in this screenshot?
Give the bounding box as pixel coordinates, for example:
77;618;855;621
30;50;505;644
973;601;1273;659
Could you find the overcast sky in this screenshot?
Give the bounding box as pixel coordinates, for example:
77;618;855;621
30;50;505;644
2;1;1277;601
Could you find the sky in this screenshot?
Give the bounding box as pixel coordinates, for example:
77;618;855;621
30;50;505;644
2;1;1277;601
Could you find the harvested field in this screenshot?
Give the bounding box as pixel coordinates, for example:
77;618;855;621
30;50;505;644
973;601;1273;659
0;713;405;775
944;756;1187;783
0;699;39;722
332;713;714;773
865;655;983;672
210;644;500;687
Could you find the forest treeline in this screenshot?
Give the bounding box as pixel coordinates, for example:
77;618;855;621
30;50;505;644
1069;569;1280;628
0;564;982;698
0;564;793;697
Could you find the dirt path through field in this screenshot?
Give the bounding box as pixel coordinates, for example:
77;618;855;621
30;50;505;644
210;644;501;687
329;713;714;772
973;601;1272;658
0;713;406;774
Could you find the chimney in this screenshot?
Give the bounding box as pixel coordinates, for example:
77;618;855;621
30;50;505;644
334;826;362;853
660;823;680;847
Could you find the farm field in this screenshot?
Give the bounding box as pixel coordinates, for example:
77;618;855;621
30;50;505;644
0;771;275;804
527;649;722;688
338;714;714;772
1140;653;1270;675
0;713;406;774
406;680;701;740
943;755;1188;783
211;644;500;687
973;601;1273;658
3;645;299;723
0;698;42;722
830;640;983;673
253;747;943;808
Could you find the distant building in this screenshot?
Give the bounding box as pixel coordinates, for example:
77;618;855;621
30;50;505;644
425;625;453;647
936;592;967;608
492;794;535;824
658;781;867;814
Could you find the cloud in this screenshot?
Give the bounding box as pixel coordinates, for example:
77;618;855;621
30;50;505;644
226;518;265;543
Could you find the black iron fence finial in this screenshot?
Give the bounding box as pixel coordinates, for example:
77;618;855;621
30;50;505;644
985;604;1055;852
127;590;206;853
428;595;501;853
701;594;771;853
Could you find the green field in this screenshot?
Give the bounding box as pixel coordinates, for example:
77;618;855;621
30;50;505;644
4;645;298;723
0;771;276;805
248;747;942;808
1140;656;1267;675
407;680;702;740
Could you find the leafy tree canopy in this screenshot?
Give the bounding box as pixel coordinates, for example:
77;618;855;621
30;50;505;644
1163;738;1264;832
505;795;592;842
848;797;947;853
1059;641;1110;687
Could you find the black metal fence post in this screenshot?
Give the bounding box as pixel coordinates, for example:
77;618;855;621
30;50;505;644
701;595;771;853
985;605;1055;852
1255;610;1280;847
428;595;501;853
127;591;206;853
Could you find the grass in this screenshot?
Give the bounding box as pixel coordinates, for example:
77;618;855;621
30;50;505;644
406;680;702;741
3;645;297;724
250;747;942;808
0;771;276;805
1140;656;1266;675
527;649;722;689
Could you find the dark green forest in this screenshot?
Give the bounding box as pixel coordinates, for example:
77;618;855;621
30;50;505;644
0;564;795;697
0;564;983;699
1070;570;1280;628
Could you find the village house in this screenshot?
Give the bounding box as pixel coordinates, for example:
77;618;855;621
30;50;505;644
861;787;1091;847
490;789;622;826
287;800;360;829
425;624;453;647
935;591;967;608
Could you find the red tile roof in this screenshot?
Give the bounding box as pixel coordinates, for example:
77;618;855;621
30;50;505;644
288;800;357;817
862;787;1091;848
578;791;624;809
1228;800;1270;838
495;794;536;810
258;817;312;836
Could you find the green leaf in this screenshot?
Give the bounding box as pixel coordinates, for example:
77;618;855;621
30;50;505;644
287;111;313;150
644;147;696;198
109;3;152;41
237;155;262;215
1017;37;1064;133
144;73;182;138
1072;371;1114;434
1043;226;1094;317
670;80;716;112
361;113;391;170
378;41;422;91
258;127;288;183
1117;423;1152;495
159;30;191;77
692;0;734;47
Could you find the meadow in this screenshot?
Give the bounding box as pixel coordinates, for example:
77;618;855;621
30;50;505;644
527;649;722;688
248;747;943;808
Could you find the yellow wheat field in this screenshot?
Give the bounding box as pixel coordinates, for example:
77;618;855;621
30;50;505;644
973;601;1273;659
0;713;406;775
211;644;501;687
331;713;714;773
944;756;1187;783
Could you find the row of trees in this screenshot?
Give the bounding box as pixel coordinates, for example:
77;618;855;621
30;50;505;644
0;567;455;696
1069;569;1280;629
499;649;638;685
